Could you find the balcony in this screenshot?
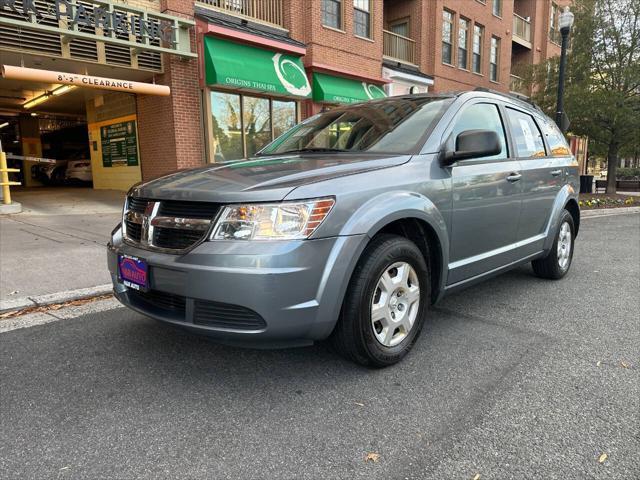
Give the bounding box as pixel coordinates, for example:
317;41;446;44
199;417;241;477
512;13;532;49
383;30;416;65
196;0;285;29
509;74;529;97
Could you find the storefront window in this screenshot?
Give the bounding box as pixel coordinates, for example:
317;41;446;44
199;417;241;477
209;91;297;161
210;91;243;162
273;100;297;139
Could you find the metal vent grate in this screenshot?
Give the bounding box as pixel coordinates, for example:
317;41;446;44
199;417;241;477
104;13;132;67
0;0;62;55
69;1;99;61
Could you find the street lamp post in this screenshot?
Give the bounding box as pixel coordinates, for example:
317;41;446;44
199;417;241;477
555;6;575;131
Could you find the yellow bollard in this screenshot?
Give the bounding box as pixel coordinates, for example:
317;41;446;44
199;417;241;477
0;150;22;205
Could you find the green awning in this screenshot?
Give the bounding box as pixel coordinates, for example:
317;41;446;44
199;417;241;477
204;36;311;98
312;72;387;104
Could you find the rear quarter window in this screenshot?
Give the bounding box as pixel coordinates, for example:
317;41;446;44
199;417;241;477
541;119;572;156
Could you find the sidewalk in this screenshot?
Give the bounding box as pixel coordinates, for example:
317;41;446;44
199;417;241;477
0;188;125;311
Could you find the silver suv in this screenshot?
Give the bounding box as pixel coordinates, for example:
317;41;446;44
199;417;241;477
108;91;579;367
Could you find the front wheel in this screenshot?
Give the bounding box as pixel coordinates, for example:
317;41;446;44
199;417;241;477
330;234;430;367
532;210;575;279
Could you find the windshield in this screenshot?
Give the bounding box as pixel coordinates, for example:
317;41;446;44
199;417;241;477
258;97;453;156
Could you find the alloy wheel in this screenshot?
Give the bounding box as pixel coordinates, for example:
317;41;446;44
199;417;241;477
370;262;420;347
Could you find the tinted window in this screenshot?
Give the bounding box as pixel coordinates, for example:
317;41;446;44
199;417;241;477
259;97;453;156
541;119;571;156
450;102;507;160
506;108;546;158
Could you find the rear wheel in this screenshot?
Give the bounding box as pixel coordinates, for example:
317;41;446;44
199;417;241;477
331;234;430;367
532;210;575;279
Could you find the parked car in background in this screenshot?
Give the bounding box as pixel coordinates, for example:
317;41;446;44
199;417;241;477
32;158;92;185
65;159;92;183
108;90;580;367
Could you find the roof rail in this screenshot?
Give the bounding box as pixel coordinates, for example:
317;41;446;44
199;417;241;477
472;87;543;112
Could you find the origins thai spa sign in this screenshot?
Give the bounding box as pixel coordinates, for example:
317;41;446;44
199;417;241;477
204;36;311;98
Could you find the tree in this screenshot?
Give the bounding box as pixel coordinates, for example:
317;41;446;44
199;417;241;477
528;0;640;193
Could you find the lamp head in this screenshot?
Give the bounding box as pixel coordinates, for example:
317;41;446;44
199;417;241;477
559;6;574;32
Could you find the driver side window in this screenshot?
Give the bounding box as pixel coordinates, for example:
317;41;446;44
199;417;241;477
451;103;508;160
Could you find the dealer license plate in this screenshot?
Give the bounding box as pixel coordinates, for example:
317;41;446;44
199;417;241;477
118;254;148;290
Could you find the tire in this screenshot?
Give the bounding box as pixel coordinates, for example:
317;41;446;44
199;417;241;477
330;234;430;368
532;209;575;280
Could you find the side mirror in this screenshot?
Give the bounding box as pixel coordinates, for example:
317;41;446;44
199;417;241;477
441;129;502;165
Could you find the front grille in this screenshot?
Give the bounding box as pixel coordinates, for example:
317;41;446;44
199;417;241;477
125;221;143;242
158;201;220;219
124;197;219;252
194;300;267;331
153;227;207;250
128;197;149;213
130;289;186;316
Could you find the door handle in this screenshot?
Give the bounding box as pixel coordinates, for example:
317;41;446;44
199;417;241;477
506;173;522;182
550;169;562;176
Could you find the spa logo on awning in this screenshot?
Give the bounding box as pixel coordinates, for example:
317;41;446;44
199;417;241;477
272;53;311;97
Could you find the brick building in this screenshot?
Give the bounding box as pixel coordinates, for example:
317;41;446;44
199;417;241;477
0;0;573;191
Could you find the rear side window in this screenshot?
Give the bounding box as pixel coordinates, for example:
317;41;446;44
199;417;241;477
541;119;571;156
450;102;508;160
506;108;546;158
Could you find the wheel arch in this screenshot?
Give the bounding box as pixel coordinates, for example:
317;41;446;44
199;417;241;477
372;218;445;304
564;198;580;236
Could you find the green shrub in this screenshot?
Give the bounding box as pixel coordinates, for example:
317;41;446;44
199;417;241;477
617;167;640;179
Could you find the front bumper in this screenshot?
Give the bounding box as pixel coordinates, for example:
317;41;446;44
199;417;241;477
108;227;366;347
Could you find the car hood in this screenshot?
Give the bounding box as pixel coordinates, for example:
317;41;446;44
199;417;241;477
133;153;411;203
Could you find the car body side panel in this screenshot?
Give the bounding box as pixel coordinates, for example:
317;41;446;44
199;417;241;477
446;158;524;285
541;182;580;253
285;155;452;300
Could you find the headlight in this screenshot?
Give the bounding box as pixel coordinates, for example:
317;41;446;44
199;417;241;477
211;198;335;241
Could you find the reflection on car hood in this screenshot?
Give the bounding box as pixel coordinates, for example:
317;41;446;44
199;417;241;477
133;153;411;203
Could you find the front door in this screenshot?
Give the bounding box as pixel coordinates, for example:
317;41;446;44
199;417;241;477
446;101;523;285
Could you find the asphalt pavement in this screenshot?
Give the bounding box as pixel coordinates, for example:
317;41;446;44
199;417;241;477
0;188;123;302
0;213;638;480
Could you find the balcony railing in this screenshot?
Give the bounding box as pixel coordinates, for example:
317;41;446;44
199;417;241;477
196;0;285;29
513;13;531;45
383;30;416;65
509;74;528;96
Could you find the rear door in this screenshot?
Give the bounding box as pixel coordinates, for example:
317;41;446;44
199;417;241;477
505;108;568;252
446;100;523;285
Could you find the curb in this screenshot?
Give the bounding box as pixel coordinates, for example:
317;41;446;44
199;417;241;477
0;284;113;314
581;206;640;218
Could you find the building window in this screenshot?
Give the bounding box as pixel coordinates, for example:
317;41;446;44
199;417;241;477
458;17;469;69
242;96;271;158
389;19;409;38
549;2;561;44
472;24;484;73
354;0;371;38
490;36;500;81
322;0;342;29
442;10;454;65
210;91;297;161
492;0;502;17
